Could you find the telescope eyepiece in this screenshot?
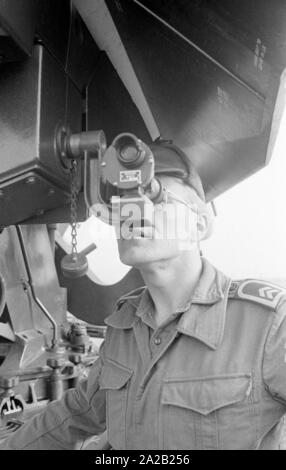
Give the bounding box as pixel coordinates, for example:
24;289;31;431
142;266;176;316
114;134;145;167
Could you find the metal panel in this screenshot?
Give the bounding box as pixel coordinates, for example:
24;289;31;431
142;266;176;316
0;45;82;226
35;0;71;69
105;0;285;200
0;225;66;334
0;0;36;62
0;173;69;226
0;225;66;371
87;52;151;144
66;6;101;90
136;0;286;95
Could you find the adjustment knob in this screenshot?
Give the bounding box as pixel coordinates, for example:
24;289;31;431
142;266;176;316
61;253;88;278
60;243;97;279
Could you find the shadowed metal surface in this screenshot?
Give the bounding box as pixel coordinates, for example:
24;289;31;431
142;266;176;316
79;0;286;200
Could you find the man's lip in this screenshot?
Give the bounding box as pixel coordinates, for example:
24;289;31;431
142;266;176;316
124;226;154;240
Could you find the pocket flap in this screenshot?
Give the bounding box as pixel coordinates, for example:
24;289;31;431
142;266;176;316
162;374;251;415
100;359;133;390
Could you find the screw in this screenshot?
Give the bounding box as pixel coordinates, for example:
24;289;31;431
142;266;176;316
69;354;82;365
22;280;29;292
101;162;106;167
47;357;66;369
36;209;44;216
48;188;55;195
26;176;36;185
0;376;19;389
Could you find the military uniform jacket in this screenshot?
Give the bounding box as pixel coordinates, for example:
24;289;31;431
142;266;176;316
1;258;286;450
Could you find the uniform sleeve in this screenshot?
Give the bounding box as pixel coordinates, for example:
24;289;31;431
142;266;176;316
0;346;107;450
262;297;286;404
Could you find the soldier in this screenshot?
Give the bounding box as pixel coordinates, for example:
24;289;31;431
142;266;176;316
1;140;286;450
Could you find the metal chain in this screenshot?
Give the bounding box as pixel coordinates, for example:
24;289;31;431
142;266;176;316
70;159;79;257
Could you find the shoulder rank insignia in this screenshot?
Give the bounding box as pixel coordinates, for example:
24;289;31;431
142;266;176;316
116;286;146;309
228;279;286;310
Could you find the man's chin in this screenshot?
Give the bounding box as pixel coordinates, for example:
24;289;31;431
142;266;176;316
119;245;161;268
119;252;150;268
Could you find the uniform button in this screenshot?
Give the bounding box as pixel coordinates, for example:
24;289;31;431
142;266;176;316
154;337;161;345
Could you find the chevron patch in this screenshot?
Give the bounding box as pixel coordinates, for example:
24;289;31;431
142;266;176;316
258;286;281;300
228;279;286;310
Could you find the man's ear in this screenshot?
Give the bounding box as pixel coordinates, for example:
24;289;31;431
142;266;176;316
197;205;214;240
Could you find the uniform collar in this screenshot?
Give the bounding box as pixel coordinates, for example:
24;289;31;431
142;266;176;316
105;258;232;349
105;289;143;330
191;257;228;304
177;259;231;349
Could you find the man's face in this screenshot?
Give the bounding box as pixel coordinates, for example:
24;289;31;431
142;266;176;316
116;175;202;268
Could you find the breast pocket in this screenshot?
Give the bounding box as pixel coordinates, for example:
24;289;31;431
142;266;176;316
161;373;258;450
99;358;133;449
